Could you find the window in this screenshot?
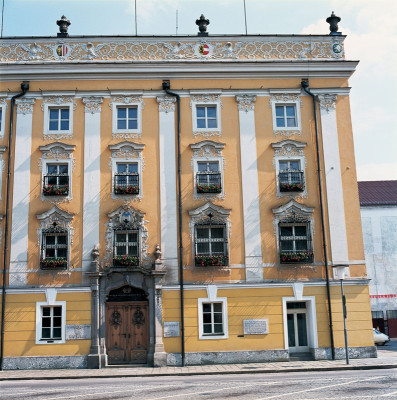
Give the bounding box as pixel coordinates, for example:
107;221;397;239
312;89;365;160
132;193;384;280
279;223;313;264
41;230;68;270
196;161;221;194
43;164;69;196
113;229;139;267
202;302;224;335
49;108;70;131
275;105;297;128
114;162;139;195
117;107;138;130
195;225;228;266
196;106;217;129
36;301;66;344
278;160;304;192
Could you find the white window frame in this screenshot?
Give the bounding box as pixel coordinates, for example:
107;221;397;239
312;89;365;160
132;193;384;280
36;301;66;344
198;297;228;340
113;229;140;258
110;96;143;138
270;94;302;136
111;158;142;199
194;158;223;198
190;93;222;137
0;98;7;139
194;224;228;260
43;102;74;138
42;161;70;197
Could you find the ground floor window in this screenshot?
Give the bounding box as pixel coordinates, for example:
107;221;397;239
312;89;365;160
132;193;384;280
36;301;66;344
198;296;228;340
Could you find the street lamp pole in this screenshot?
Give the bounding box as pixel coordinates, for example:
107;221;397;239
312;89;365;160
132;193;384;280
333;264;349;365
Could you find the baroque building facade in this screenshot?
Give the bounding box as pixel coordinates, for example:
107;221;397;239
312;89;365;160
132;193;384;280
0;15;376;369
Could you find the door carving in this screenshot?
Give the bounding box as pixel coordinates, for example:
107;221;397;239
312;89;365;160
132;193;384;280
106;301;149;364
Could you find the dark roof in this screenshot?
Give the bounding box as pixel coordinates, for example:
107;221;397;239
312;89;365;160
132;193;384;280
358;180;397;206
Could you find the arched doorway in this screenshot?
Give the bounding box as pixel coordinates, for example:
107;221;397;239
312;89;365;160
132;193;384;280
105;285;149;365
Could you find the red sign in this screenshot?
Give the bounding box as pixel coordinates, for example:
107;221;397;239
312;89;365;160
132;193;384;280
56;44;69;57
370;294;397;298
198;44;210;56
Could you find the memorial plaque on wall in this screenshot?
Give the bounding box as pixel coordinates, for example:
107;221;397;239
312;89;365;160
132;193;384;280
163;321;180;337
243;319;269;335
66;324;91;340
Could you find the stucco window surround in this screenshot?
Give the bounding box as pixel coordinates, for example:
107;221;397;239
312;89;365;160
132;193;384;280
188;202;231;267
39;142;75;205
104;205;152;272
190;92;222;138
36;206;74;271
41;95;77;140
108;141;145;201
269;92;302;137
272;140;307;199
109;95;144;139
0;97;8;139
190;140;225;201
272;200;315;265
198;285;228;340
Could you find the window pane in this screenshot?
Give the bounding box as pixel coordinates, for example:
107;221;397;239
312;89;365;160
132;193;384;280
128;120;138;130
206;107;216;117
42;328;51;338
280;226;292;236
128;164;138;173
42;307;51;316
296;240;308;251
203;324;212;333
279;161;288;171
129;232;138;242
49;109;59;119
49;120;58;131
211;227;224;239
46;236;55;245
53;307;62;317
203;313;212;324
275;106;284;117
58;165;68;174
197;119;206;128
213;303;222;312
287;314;295;347
196;107;205;118
53;328;62;339
128;245;138;255
208;162;219;172
197;163;207;172
60;120;69;130
281;241;293;251
60;108;69;119
289;161;300;171
286;117;297;127
59;176;68;185
46;249;55;258
276;117;285;127
202;303;211;313
57;235;67;245
117;120;126;130
116;233;126;242
207;119;217;128
47;164;58;174
294;226;307;236
116;246;126;256
57;248;67;259
211;242;224;254
117;108;126;118
297;313;308;346
285;106;295;117
117;164;127;173
196;228;209;239
42;318;51;327
214;313;223;323
213;324;223;333
128;107;137;118
197;243;210;254
53;317;62;327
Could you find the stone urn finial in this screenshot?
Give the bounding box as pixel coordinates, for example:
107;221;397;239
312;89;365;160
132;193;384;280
196;14;210;36
326;11;341;35
57;15;71;38
154;244;162;261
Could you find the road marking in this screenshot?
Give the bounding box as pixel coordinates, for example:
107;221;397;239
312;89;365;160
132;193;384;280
253;376;385;400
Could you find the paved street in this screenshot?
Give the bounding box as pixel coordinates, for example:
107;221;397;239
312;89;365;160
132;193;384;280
1;369;396;400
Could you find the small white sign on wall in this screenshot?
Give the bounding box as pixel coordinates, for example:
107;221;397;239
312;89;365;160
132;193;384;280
163;321;180;337
243;319;269;335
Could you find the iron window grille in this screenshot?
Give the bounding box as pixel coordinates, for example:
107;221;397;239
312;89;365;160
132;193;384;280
40;306;62;340
113;229;140;267
196;161;221;194
114;162;139;195
49;108;70;131
196;105;218;129
117;106;138;130
275;104;297;128
202;302;224;335
195;224;228;266
40;228;68;270
43;164;69;196
279;222;313;264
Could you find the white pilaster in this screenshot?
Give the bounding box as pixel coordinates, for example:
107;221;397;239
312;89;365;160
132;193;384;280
157;96;178;281
236;95;263;282
9;98;35;286
318;94;349;267
82;97;102;280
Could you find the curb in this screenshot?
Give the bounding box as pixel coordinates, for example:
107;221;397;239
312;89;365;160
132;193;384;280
1;364;397;381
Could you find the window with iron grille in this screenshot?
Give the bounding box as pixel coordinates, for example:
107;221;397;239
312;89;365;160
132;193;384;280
41;230;68;270
196;161;221;194
114;162;139;195
40;306;63;340
279;223;313;264
195;224;228;266
278;160;304;192
117;106;138;130
113;229;139;267
196;105;218;129
275;104;297;128
48;108;70;131
43;164;69;196
202;302;224;335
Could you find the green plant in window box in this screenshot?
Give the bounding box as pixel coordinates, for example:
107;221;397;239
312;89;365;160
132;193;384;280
114;185;139;195
114;255;139;266
40;258;67;269
195;254;228;267
196;184;222;194
43;185;69;196
279;182;304;192
280;251;313;263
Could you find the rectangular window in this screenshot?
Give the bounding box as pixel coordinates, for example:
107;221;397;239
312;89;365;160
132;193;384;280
49;108;70;131
117;107;138;130
114;162;139;195
202;302;224;335
196;105;218;129
195;225;228;266
43;164;69;196
275;105;297;128
278;160;304;192
279;223;313;264
196;161;221;193
41;306;63;340
41;232;68;269
114;230;139;266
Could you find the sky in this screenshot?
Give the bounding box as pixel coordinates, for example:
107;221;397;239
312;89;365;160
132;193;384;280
1;0;396;181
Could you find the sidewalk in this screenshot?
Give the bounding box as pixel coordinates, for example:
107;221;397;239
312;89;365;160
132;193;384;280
1;350;396;381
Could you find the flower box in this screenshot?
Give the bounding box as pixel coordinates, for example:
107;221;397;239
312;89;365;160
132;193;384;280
40;258;67;270
279;182;304;192
114;185;139;195
113;255;139;267
43;185;69;196
195;254;228;267
280;251;313;264
197;184;222;194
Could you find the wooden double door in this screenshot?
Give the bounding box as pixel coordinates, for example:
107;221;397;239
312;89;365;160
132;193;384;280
106;302;149;365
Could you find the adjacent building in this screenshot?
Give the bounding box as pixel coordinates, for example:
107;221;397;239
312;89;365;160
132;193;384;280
0;14;375;369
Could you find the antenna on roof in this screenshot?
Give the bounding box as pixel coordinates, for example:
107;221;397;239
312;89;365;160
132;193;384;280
176;9;178;35
134;0;138;36
243;0;248;35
